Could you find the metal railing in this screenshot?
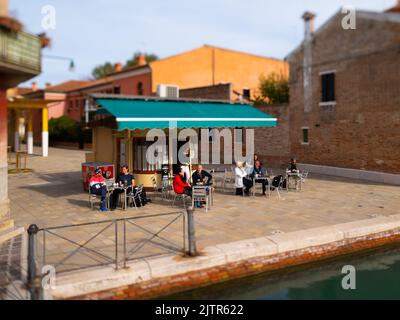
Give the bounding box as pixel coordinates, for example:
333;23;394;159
26;208;197;300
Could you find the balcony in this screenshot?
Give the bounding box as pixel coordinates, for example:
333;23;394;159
0;26;41;87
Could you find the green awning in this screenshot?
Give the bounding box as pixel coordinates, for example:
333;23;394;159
94;97;277;131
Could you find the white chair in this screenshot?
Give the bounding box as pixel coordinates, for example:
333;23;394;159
172;192;190;209
192;186;210;213
88;186;110;210
300;171;309;186
126;185;144;210
270;176;284;199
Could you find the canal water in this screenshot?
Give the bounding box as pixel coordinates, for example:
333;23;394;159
164;245;400;300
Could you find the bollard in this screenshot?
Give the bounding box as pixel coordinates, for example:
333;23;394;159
186;207;197;256
27;224;39;300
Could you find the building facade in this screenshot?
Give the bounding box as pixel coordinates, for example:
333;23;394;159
287;8;400;174
0;0;44;231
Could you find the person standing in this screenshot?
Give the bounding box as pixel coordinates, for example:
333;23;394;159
89;168;108;212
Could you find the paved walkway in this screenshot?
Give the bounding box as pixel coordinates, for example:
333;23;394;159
7;147;400;273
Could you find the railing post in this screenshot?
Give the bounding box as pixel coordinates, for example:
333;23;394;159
186;207;197;256
27;224;39;300
114;220;118;270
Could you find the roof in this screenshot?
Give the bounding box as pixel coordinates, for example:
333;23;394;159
92;94;277;131
65;77;115;92
45;80;92;92
150;44;284;66
107;63;150;77
386;1;400;13
286;9;400;60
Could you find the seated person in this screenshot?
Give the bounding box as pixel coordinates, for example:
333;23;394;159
234;161;253;196
89;168;108;212
192;164;213;186
287;158;299;173
110;165;135;210
173;167;192;197
250;160;269;195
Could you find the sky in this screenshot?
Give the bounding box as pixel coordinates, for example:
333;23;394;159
9;0;397;87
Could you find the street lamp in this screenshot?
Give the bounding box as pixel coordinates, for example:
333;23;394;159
43;54;75;71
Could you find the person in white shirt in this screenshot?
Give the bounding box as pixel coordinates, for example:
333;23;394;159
234;161;253;196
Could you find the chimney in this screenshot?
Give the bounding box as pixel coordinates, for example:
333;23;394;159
31;82;38;92
114;62;123;73
302;11;315;114
302;11;316;40
137;54;146;66
0;0;8;17
45;82;52;88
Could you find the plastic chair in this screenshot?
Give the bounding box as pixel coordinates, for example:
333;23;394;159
88;186;110;210
172;192;189;209
126;185;144;210
192;186;210;213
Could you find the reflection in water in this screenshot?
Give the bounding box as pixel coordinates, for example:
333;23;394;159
164;245;400;300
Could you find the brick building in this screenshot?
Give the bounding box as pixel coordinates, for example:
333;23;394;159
286;7;400;174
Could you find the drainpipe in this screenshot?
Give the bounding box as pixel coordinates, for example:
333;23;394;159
302;11;316;113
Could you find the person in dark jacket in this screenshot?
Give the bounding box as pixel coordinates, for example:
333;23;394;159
287;158;298;173
192;164;212;186
110;165;135;210
250;160;268;195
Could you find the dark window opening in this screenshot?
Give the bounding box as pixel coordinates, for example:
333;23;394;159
113;86;121;94
243;89;251;100
302;128;309;144
137;82;144;95
321;73;335;102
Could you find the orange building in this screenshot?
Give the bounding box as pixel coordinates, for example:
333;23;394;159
149;45;288;100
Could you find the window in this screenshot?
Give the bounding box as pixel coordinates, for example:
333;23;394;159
321;72;335;103
242;89;251;100
302;127;309;144
137;82;144;95
113;86;121;94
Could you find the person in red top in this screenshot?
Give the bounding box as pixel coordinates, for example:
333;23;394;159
89;168;108;212
173;167;192;197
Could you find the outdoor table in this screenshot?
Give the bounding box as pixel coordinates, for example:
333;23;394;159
108;184;132;210
286;171;302;191
252;175;274;197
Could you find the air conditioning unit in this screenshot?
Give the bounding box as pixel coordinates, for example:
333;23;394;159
157;84;180;98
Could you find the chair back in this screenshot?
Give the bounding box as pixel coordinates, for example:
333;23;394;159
193;186;208;198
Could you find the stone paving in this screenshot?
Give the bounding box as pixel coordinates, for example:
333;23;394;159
7;146;400;273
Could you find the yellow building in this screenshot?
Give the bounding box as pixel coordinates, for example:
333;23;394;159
150;45;288;100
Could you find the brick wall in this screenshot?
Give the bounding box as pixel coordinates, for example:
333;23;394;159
254;104;291;168
180;83;232;100
288;12;400;174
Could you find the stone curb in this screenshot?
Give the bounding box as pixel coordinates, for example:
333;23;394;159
50;214;400;299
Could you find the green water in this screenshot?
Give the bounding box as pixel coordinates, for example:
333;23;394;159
164;246;400;300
